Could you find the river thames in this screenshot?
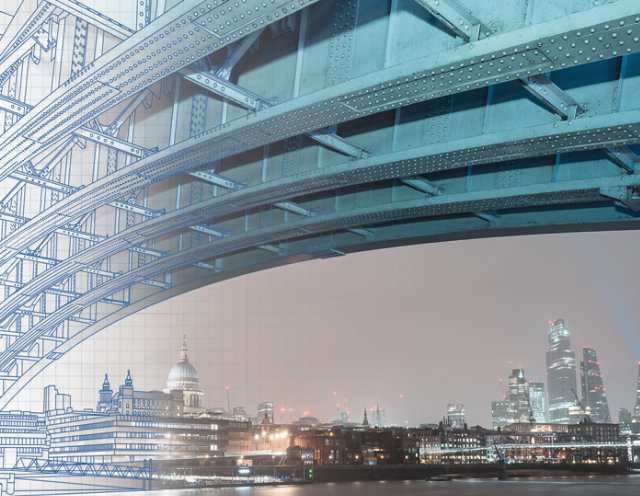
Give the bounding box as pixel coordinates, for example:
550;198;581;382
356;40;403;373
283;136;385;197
91;475;640;495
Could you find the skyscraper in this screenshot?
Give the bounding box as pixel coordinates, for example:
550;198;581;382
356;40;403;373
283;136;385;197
446;403;466;428
257;401;275;424
634;363;640;422
491;401;511;430
546;319;578;424
508;368;531;422
528;382;546;423
580;347;611;423
619;408;632;435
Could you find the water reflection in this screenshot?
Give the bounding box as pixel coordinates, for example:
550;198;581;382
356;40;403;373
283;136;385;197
96;475;640;496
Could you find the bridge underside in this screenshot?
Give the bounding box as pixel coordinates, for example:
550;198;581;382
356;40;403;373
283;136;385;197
0;0;638;406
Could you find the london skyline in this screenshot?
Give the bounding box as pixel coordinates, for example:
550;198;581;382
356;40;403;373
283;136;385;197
10;229;640;428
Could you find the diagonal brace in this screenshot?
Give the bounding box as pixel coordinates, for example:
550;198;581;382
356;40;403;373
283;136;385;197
414;0;490;42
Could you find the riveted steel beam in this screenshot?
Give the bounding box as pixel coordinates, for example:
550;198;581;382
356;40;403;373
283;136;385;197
216;28;265;81
8;171;75;195
605;146;639;173
14;251;171;291
3;0;640;396
109;201;163;219
0;94;30;117
181;67;266;111
73;127;156;158
0;0;57;62
306;129;370;159
520;74;581;120
414;0;490;42
183;67;368;158
274;201;314;217
0;0;323;181
258;244;285;255
103;89;152;137
599;185;640;210
5;104;640;276
0;104;639;306
0;170;636;374
402;177;440;195
472;210;500;224
3;190;640;405
188;170;242;190
192;261;220;272
6;0;629;251
189;224;230;238
0;175;161;221
6;0;628;217
347;228;373;237
46;0;137;39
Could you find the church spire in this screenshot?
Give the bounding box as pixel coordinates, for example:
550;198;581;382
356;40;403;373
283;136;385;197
101;374;111;392
180;335;189;363
362;409;369;427
124;369;133;387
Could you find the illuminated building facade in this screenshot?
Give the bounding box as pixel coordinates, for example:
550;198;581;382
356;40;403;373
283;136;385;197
580;347;611;423
419;428;483;464
446;403;466;429
619;408;632;434
491;401;511;430
634;363;640;422
97;370;184;417
546;319;578;424
508;368;531;422
529;382;546;423
291;426;396;465
46;411;224;463
252;424;291;453
257;402;275;424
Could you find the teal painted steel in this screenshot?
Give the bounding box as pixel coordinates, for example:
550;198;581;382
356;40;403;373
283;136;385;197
0;0;639;404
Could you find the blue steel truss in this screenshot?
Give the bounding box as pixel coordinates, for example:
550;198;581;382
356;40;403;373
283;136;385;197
0;0;638;407
14;457;153;489
14;457;152;481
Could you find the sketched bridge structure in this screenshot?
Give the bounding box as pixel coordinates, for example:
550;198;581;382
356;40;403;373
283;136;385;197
0;0;637;406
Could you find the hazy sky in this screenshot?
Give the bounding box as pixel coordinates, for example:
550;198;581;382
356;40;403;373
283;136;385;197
12;230;640;427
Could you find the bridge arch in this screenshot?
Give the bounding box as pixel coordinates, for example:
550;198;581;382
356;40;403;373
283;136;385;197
0;0;638;404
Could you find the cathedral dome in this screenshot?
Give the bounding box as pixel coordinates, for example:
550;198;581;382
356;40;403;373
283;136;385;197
167;336;200;390
168;360;199;383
